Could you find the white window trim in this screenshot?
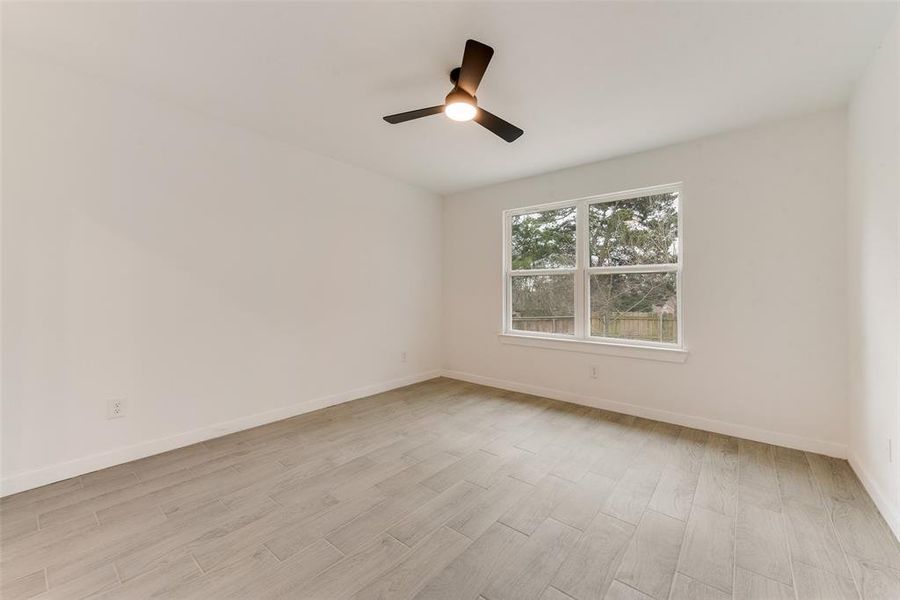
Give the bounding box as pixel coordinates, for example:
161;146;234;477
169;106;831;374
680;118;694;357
501;182;686;361
497;332;688;363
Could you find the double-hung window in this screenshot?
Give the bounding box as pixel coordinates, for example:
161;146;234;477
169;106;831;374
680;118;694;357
503;183;682;351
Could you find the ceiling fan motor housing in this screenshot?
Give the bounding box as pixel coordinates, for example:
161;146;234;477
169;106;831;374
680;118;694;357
445;87;476;107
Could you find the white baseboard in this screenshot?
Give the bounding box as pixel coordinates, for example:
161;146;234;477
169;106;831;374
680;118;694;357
3;367;854;498
848;452;900;542
0;370;442;497
442;369;847;459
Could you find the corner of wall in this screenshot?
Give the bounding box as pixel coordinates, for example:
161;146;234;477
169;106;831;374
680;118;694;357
845;12;900;542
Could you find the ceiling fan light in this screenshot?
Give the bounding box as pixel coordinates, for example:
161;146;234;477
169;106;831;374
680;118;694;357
445;102;477;122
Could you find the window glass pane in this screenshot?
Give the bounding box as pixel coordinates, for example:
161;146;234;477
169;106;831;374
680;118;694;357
589;192;678;267
590;272;677;343
511;274;574;335
511;207;576;269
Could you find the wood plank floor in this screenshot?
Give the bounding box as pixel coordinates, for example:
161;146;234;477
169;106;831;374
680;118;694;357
2;378;899;600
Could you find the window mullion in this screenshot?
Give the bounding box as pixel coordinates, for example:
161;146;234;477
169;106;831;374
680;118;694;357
503;213;512;333
574;201;587;339
587;263;678;275
509;268;577;277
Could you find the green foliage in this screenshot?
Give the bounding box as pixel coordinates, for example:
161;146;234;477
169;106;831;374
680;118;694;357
590;272;677;315
589;273;677;342
511;207;576;269
511;275;574;317
589;193;678;267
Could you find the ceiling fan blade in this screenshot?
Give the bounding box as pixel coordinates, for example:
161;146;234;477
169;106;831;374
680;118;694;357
457;39;494;96
383;105;444;124
474;108;524;142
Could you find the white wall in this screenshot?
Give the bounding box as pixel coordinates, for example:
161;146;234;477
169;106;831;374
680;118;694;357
847;17;900;536
1;49;443;495
443;110;849;456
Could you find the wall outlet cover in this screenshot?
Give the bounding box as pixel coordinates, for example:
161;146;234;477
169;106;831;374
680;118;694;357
107;398;127;419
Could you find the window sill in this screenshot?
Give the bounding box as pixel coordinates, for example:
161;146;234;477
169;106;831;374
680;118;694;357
497;333;689;363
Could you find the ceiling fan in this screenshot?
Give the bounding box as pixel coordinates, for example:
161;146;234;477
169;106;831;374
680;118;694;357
383;39;524;143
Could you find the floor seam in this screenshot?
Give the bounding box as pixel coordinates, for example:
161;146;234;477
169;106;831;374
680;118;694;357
191;553;206;575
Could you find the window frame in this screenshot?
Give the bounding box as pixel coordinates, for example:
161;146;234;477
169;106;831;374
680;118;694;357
502;182;684;353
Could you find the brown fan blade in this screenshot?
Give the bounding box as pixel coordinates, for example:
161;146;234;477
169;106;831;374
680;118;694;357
383;105;444;124
474;108;523;142
456;39;494;96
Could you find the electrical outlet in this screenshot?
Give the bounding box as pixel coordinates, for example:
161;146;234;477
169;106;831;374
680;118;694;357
401;351;407;363
589;365;599;379
107;398;127;419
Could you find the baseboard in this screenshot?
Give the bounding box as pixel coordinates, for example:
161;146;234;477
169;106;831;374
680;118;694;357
848;452;900;542
0;370;442;497
3;367;851;497
442;369;847;459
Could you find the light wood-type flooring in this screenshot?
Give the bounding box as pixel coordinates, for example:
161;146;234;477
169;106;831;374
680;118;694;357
2;378;899;600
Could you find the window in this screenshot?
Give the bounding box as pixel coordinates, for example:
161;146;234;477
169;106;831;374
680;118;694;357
503;183;682;350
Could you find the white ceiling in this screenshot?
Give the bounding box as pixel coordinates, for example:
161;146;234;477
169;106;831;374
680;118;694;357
3;1;897;194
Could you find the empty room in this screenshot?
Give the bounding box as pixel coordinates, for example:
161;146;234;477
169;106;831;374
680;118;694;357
2;1;899;599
